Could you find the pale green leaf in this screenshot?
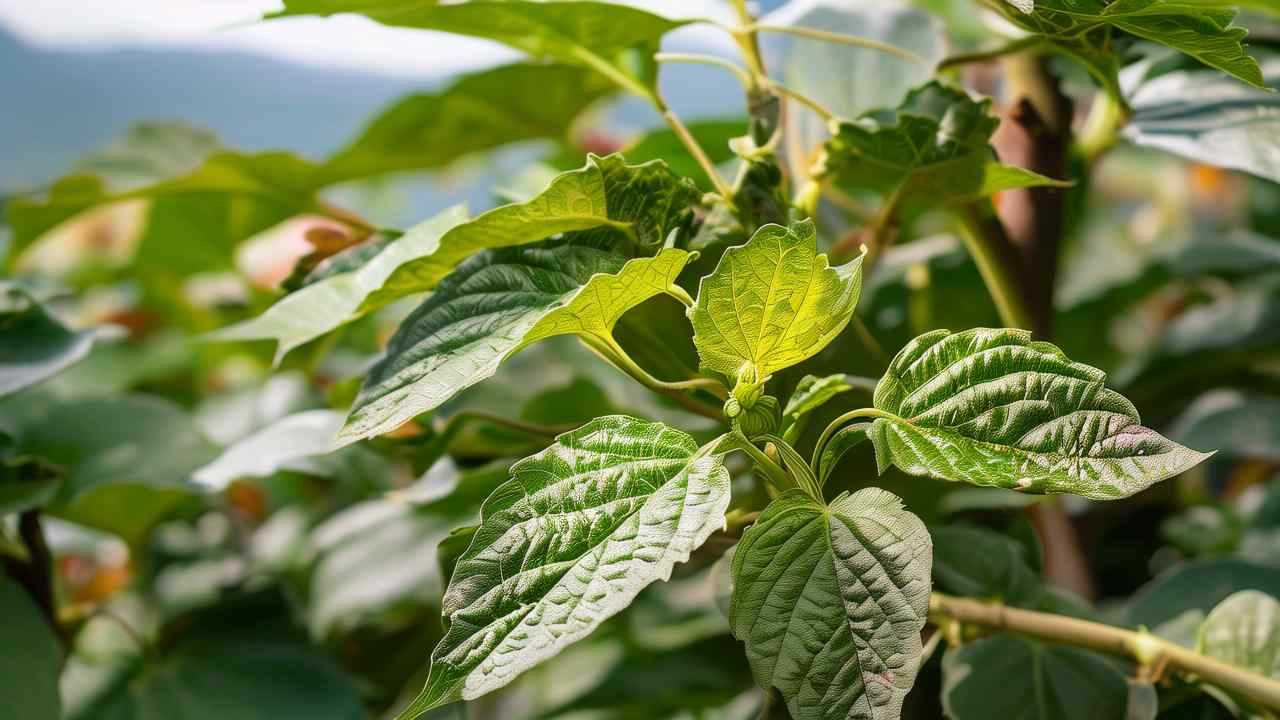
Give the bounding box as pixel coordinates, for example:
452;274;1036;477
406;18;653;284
1198;590;1280;678
270;0;689;93
361;153;698;311
0;284;100;397
942;634;1129;720
0;575;60;720
690;219;864;381
341;244;690;443
869;328;1211;500
398;416;731;718
988;0;1265;91
1125;56;1280;184
730;488;932;720
209;206;468;362
820;82;1067;215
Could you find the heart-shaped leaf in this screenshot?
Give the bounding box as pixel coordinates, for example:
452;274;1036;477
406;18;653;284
730;488;932;720
690;219;864;383
868;328;1211;500
1198;590;1280;679
342;243;690;443
362;154;698;310
397;416;731;718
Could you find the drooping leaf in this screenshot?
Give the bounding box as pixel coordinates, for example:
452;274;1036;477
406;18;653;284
730;488;932;720
1198;590;1280;678
868;328;1211;500
361;154;699;310
931;525;1042;607
941;634;1129;720
317;63;617;185
986;0;1265;94
398;416;731;718
0;284;101;397
0;575;61;720
341;243;690;443
0;392;218;543
1169;390;1280;462
1124;55;1280;183
819;82;1068;216
270;0;690;94
690;219;864;383
209;206;467;362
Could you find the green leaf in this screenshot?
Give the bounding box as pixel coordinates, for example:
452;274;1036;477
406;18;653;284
1125;55;1280;184
621;119;746;192
1198;590;1280;678
941;634;1129;720
931;525;1042;607
784;374;871;426
730;488;932;720
0;392;218;542
0;284;100;396
988;0;1265;92
209;206;468;362
1126;559;1280;628
342;243;690;443
1169;390;1280;462
398;416;731;717
317;63;617;185
270;0;690;94
820;82;1068;216
818;423;870;486
0;575;61;720
0;456;61;516
868;328;1211;500
690;219;864;383
361;153;699;311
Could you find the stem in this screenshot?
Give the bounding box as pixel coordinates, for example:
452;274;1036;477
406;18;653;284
930;593;1280;712
729;432;793;493
811;407;898;469
849;316;888;369
730;0;768;84
665;285;696;308
1077;89;1131;164
580;337;728;421
417;411;576;468
794;179;823;218
747;24;927;66
952;203;1034;331
936;37;1043;72
768;82;835;122
655;53;752;90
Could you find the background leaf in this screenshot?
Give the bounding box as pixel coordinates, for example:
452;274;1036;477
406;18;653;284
1197;590;1280;678
0;284;100;396
0;575;61;720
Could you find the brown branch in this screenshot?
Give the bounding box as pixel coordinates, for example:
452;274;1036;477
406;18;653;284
3;511;64;645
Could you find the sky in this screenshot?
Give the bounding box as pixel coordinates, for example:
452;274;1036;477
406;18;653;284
0;0;738;76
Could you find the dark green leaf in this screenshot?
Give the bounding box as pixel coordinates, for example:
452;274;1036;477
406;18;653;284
0;575;61;720
0;284;100;396
399;416;731;718
941;633;1129;720
869;328;1210;499
1169;390;1280;462
0;456;61;516
1126;559;1280;628
931;525;1042;606
730;488;932;720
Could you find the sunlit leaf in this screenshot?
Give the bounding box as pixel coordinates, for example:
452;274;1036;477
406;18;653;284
1198;590;1280;678
209;206;467;362
342;244;690;443
868;328;1211;499
270;0;690;93
941;633;1129;720
690;219;864;382
361;153;698;310
397;416;731;718
730;488;932;720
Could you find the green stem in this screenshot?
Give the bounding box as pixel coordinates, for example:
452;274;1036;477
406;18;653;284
417;411;575;469
1076;89;1131;165
936;37;1043;72
768;82;835;122
655;52;752;90
930;593;1280;713
794;179;823;218
952;203;1035;331
665;285;696;308
811;407;898;469
730;0;768;85
729;432;793;493
579;337;727;421
747;24;927;66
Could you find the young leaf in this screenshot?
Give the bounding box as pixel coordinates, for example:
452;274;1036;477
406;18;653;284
341;244;690;443
784;374;875;426
208;206;468;363
819;82;1068;216
868;328;1211;500
362;154;699;310
987;0;1265;93
1198;590;1280;678
941;634;1129;720
0;575;61;720
270;0;689;94
690;219;864;383
398;416;731;718
0;284;101;396
730;488;932;720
